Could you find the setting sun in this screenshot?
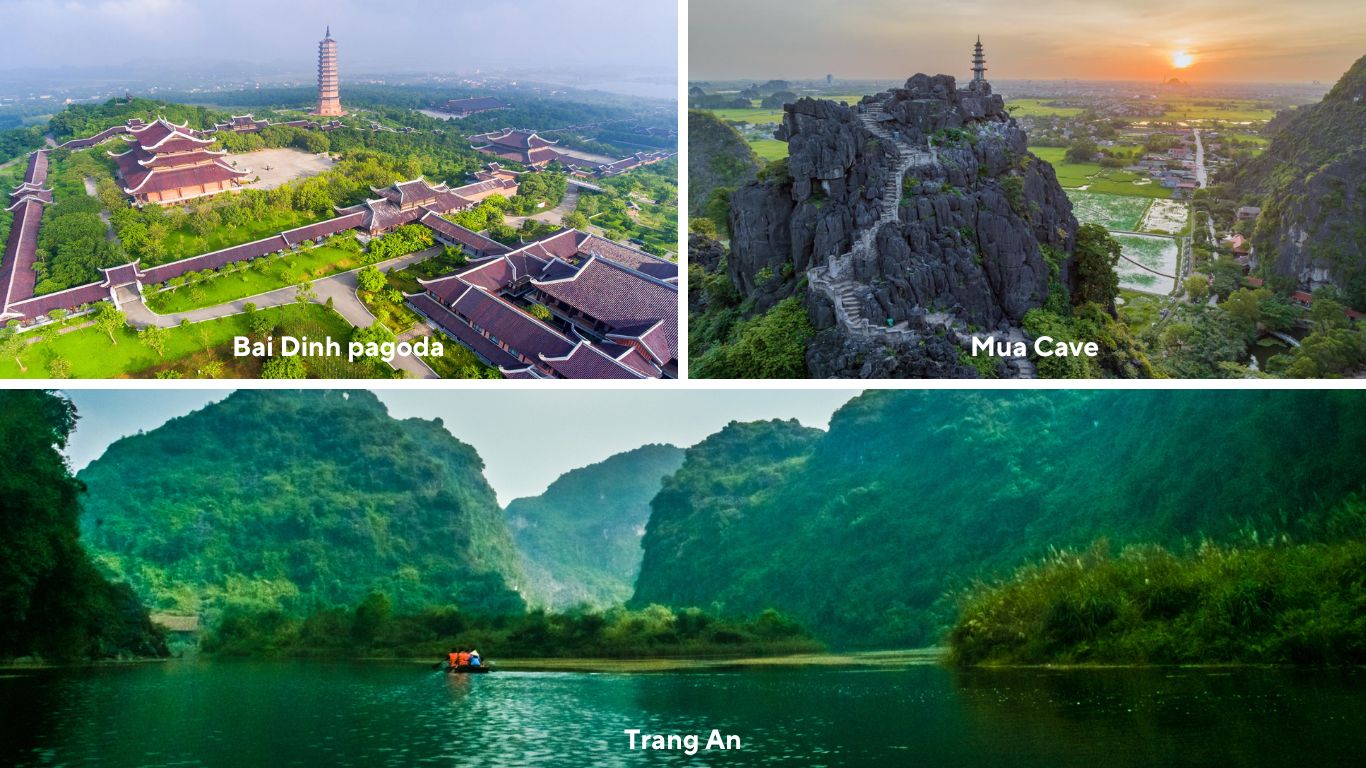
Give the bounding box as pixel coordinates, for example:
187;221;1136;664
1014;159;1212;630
1173;50;1195;69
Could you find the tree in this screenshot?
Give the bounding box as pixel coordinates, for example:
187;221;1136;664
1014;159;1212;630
1184;274;1210;303
199;359;225;379
261;355;307;379
356;265;386;293
138;325;170;357
93;303;127;344
561;211;589;230
527;304;553;321
47;356;72;378
1310;294;1348;332
1065;138;1100;163
1222;287;1269;327
352;592;392;645
0;322;27;372
1072;224;1121;307
249;311;276;337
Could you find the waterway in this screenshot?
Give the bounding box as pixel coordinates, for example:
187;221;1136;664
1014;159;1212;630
1;660;1363;766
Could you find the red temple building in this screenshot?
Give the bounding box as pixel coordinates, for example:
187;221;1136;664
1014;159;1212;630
469;129;562;166
313;27;345;117
109;119;250;205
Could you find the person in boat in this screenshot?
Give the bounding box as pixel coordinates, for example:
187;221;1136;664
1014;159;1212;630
447;648;459;670
457;648;471;668
469;650;481;667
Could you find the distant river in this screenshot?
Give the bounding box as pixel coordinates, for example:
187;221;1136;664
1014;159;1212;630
2;660;1364;766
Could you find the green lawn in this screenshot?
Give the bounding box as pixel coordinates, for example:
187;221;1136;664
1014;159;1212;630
1006;98;1086;117
160;209;323;261
0;304;352;379
144;244;365;314
749;138;789;161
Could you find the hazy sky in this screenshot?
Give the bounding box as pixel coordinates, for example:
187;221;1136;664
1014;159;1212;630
0;0;677;82
690;0;1366;83
62;389;857;505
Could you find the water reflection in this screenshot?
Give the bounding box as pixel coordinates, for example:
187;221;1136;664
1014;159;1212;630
1;661;1363;767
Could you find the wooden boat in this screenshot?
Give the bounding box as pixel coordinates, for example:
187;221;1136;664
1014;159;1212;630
446;664;491;674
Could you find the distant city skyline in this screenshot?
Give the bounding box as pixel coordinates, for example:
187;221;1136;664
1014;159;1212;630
0;0;677;98
690;0;1366;84
61;390;858;505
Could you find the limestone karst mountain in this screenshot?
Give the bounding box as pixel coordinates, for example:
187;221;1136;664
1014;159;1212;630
77;391;526;618
505;444;685;610
1231;54;1366;307
696;73;1083;378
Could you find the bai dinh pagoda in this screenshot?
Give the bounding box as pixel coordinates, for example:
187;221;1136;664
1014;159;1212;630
109;118;250;205
313;26;345;117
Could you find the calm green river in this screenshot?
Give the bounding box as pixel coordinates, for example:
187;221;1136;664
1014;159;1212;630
2;661;1364;766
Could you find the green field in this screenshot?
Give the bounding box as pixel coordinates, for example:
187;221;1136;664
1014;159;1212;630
1113;233;1179;295
1006;98;1086;117
1152;96;1277;122
1066;191;1152;231
0;304;352;379
709;107;786;126
749;138;789;161
707;93;862;127
1032;147;1172;199
144;244;365;314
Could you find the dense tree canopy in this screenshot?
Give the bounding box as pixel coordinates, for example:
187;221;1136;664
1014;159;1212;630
0;391;166;662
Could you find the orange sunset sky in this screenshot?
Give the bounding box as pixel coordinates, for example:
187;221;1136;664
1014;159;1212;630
690;0;1366;83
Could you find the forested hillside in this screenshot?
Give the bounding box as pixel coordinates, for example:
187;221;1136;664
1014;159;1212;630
1230;55;1366;307
633;391;1366;647
506;444;684;609
77;391;525;618
0;391;167;662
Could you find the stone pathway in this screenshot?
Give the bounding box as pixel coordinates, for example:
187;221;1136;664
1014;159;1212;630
804;100;1034;378
505;183;580;227
119;247;441;379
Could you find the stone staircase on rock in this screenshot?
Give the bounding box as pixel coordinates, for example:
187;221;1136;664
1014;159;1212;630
805;100;1035;378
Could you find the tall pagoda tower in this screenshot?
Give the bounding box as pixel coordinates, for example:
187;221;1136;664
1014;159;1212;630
970;36;988;89
313;26;345;116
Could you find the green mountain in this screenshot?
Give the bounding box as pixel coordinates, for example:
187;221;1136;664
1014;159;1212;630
632;391;1366;647
688;109;761;213
1233;55;1366;307
0;391;166;662
78;390;525;618
506;444;685;609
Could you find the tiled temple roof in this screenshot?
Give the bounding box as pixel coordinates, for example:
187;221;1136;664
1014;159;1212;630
419;212;510;255
532;255;677;366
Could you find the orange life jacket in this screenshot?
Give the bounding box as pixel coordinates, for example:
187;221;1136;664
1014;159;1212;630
448;653;458;666
458;652;471;667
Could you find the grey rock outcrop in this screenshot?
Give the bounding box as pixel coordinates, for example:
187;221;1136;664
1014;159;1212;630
726;73;1080;378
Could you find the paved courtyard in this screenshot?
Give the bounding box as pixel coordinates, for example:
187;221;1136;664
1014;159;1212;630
230;148;334;190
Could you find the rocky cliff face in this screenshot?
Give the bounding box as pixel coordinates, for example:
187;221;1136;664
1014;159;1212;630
726;74;1079;377
1236;56;1366;307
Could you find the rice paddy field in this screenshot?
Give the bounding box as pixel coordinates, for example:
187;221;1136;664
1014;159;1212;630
1113;233;1180;295
749;138;789;161
1066;191;1152;231
1031;147;1170;198
1138;198;1190;235
707;93;864;127
1005;98;1086;117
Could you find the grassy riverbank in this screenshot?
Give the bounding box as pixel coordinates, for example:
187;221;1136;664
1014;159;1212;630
949;531;1366;667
